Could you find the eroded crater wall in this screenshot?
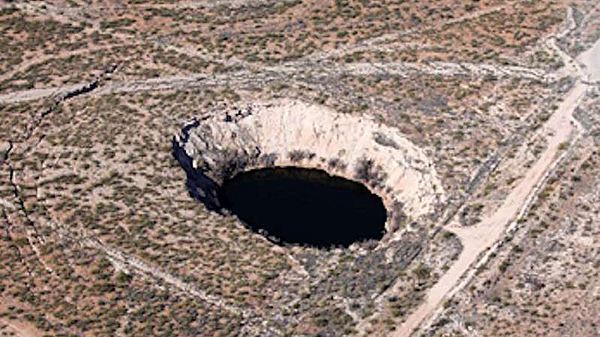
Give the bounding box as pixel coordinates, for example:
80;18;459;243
178;100;446;232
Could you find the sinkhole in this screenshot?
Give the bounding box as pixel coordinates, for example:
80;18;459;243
217;167;387;248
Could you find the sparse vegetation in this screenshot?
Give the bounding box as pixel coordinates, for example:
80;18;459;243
1;0;596;336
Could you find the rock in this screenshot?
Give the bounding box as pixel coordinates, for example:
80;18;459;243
0;141;12;165
176;99;446;232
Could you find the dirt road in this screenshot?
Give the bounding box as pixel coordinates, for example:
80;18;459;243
390;25;598;337
578;38;600;82
391;80;586;337
0;61;549;105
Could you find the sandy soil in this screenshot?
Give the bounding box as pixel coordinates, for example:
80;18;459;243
578;38;600;82
391;81;586;337
0;319;41;337
0;60;549;105
0;84;87;104
0;302;43;337
390;28;599;337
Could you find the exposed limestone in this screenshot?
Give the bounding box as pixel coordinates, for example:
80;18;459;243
177;100;445;234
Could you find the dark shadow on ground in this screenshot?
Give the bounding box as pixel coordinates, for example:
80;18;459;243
171;120;223;212
172;122;386;249
218;167;387;248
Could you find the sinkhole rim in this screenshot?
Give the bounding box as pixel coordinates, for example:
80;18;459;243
175;99;447;245
216;166;389;249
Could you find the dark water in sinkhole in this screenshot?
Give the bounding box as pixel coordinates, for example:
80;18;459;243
218;167;387;248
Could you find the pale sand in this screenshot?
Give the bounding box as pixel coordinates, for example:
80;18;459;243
183;99;446;228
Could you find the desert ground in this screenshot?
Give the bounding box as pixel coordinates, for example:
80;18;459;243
1;1;599;337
